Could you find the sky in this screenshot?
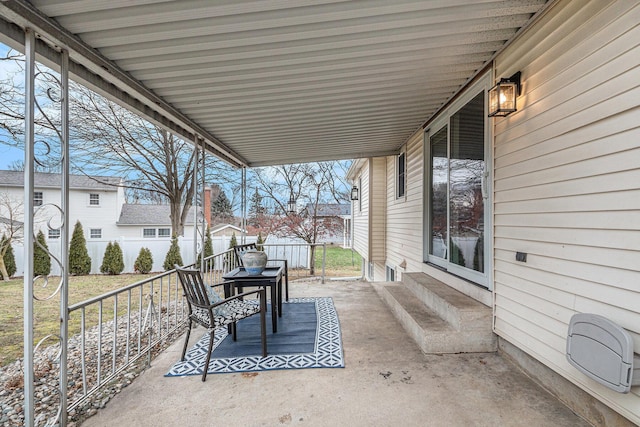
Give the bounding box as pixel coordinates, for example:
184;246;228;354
0;43;25;170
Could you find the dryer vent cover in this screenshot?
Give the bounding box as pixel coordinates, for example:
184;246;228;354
567;313;640;393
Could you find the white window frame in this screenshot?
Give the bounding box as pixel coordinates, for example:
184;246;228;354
397;150;406;199
386;266;396;281
158;228;171;238
143;228;157;238
89;193;100;206
423;72;492;289
358;177;362;213
89;228;102;239
34;191;43;206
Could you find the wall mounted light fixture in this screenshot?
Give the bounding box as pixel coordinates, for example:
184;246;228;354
488;71;521;117
287;196;296;214
350;185;359;201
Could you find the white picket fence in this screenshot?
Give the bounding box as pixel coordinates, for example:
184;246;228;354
9;235;309;276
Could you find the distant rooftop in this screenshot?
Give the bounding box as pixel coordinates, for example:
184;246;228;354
117;204;197;226
306;203;351;217
0;170;122;191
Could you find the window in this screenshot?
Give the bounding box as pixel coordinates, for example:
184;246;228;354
143;228;156;238
397;152;406;198
158;228;171;238
48;229;60;239
34;192;43;206
358;177;362;213
427;89;488;287
90;228;102;239
89;193;100;206
386;266;396;281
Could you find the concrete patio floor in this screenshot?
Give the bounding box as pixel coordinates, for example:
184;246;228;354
82;280;589;427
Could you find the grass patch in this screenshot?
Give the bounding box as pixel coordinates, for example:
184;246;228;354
313;245;362;277
0;273;161;368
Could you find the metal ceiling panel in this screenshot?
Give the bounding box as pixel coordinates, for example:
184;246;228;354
5;0;549;166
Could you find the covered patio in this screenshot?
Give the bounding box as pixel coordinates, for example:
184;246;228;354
2;0;638;425
81;280;587;427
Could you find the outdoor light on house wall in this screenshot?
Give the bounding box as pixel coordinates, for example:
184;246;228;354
488;71;521;117
350;185;359;201
287;196;297;214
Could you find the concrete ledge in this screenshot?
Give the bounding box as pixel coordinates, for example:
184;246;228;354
499;337;635;427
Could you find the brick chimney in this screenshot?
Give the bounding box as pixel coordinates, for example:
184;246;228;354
203;186;212;226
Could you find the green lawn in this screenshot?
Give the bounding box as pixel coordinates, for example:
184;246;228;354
0;273;160;367
313;245;362;276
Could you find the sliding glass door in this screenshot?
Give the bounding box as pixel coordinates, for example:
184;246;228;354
426;89;489;287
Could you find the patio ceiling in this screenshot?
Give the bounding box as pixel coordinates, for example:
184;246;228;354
0;0;549;168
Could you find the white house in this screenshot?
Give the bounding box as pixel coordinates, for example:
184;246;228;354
348;1;640;424
0;170;124;241
0;170;202;274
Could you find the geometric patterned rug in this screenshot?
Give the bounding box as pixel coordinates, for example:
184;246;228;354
165;297;344;376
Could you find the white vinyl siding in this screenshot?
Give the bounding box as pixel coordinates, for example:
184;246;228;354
385;131;424;272
370;157;386;262
352;163;369;260
493;0;640;423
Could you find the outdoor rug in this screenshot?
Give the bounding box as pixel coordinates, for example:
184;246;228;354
165;297;344;376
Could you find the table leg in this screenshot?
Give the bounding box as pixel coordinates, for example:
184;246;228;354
284;260;289;302
277;276;283;318
270;283;277;333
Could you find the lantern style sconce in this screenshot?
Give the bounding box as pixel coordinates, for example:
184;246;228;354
350;185;359;201
488;71;521;117
287;196;297;214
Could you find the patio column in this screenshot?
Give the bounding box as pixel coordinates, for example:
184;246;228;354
241;167;247;244
59;47;71;427
23;27;36;427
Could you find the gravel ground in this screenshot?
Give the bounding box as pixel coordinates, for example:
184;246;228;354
0;308;186;426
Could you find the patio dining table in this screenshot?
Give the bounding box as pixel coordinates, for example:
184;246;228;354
223;266;284;333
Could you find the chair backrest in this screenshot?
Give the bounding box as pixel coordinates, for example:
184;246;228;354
233;243;258;267
174;265;210;308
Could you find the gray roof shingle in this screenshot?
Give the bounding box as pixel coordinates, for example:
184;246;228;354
0;170;121;190
117;204;196;226
306;203;351;217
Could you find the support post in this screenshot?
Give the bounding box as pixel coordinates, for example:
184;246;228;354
23;27;35;427
200;137;206;271
241;167;247;244
59;47;70;427
192;136;199;265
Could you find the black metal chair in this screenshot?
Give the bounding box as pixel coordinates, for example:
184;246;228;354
233;243;290;301
174;265;267;381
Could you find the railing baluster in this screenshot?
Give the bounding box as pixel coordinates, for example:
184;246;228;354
112;295;118;374
97;301;102;386
80;308;87;395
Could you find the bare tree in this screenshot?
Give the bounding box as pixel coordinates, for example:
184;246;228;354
253;161;350;275
0;50;239;236
0;193;24;281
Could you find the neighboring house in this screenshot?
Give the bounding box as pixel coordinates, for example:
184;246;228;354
116;204;198;239
305;203;351;246
349;1;640;425
210;223;244;238
0;170;124;241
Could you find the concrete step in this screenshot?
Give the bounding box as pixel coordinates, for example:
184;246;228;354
403;272;492;331
373;275;497;354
